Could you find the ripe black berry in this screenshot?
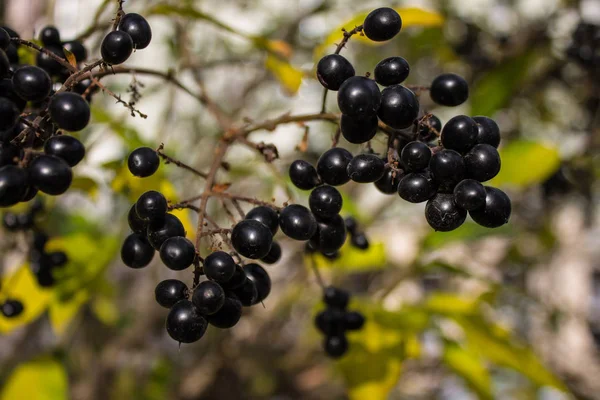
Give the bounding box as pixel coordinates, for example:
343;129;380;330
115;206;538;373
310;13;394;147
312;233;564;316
430;73;469;107
463;144;501;182
378;85;419;129
36;45;66;76
1;299;24;317
29;155;72;195
425;193;467;231
374;167;403;194
155;279;188;308
453;179;486;211
121;233;155;268
0;50;10;79
279;204;317;240
401;141;432;172
473;116;501;148
192;280;225;315
324;335;348;358
315;309;345;335
261;241;281;264
127;204;147;233
0;165;26;206
101;31;133;65
418;115;442;142
12;66;52;102
244;263;271;304
231;219;273;259
166;300;207;343
43;135;85;166
429;149;465;191
289;160;320;190
0;97;19;132
0;79;27;112
135;190;167;222
337;76;381;118
203;251;236;283
316;54;355;91
48;92;91;132
233;278;258;307
398;172;437;203
316;147;353;186
324;286;349;309
118;13;152;49
160;236;195;271
351;233;369;250
363;7;402;42
49;251;68;267
309;185;342;219
344;311;365;330
128;147;159;177
147;213;185;250
374;56;410;86
0;28;10;51
207;295;242;328
39;26;61;46
245;206;279;235
0;141;21;166
220;264;247;290
63;41;87;63
344;217;358;234
340;114;378;144
441;115;478;153
469;186;511;228
347;153;385;183
312;214;347;254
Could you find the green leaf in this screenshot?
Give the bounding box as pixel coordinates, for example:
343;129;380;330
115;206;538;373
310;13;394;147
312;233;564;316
423;221;513;249
148;5;246;38
311;241;386;272
1;357;68;400
490;140;561;189
443;341;493;400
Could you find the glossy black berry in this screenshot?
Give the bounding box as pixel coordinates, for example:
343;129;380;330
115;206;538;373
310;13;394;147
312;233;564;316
43;135;85;167
453;179;486;211
1;299;24;318
378;85;419;129
347;153;385;183
0;79;27;112
121;233;155;268
337;76;381;118
33;231;48;251
418;115;442;142
469;186;511;228
464;144;501;182
203;251;236;283
279;204;317;241
36;45;66;76
324;286;349;309
289;160;320;190
192;280;225;315
155;279;188;308
309;185;343;219
374;56;410;86
441;115;478;153
118;13;152;49
312;214;347;254
0;141;21;166
340;114;378;144
207;295;242;328
0;28;10;51
166;300;207;343
29;155;72;195
233;278;258;307
62;40;87;63
425;193;467;232
147;213;185;250
101;31;133;65
128;147;159;177
430;73;469;107
127;204;147;233
398;172;437;203
315;308;345;335
324;335;348;358
0;165;26;206
159;236;195;271
261;241;281;264
316;54;355;91
473;116;501;148
231;219;273;259
401;141;431;172
39;26;61;46
244;263;271;304
220;264;247;290
344;216;358;234
245;206;279;235
317;147;353;186
344;311;366;330
351;233;369;250
0;50;10;79
363;7;402;42
135;190;167;222
32;258;55;287
48;92;91;132
0;97;19;133
12;66;52;102
374;167;403;195
429;149;465;191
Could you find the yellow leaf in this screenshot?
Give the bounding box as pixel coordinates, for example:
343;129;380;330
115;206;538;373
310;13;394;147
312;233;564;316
311;241;386;272
0;265;53;334
63;47;77;67
48;290;89;337
425;293;480;315
443;341;493;399
91;295;119;326
254;38;293;59
265;54;303;95
315;7;444;57
0;357;68;400
70;176;99;198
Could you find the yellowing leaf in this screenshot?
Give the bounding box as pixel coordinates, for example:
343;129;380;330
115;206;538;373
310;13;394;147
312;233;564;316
425;293;480;315
91;295;119;326
265;54;303;95
63;47;77;67
311;241;386;272
70;176;99;198
490;140;560;189
0;357;68;400
48;290;89;337
253;37;293;59
443;341;493;399
315;8;444;57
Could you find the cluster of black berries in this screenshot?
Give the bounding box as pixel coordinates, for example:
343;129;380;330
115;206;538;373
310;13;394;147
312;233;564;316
344;216;369;250
312;7;511;232
567;22;600;73
101;13;152;65
315;287;365;358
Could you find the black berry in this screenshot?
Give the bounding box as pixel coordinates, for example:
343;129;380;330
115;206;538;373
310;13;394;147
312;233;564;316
220;264;247;290
363;7;402;42
233;278;258;307
418;115;442;142
430;73;469;107
316;147;353;186
344;311;365;330
206;295;242;328
101;31;133;65
127;204;147;233
261;241;281;264
48;92;91;132
0;97;19;132
165;300;207;343
192;280;225;315
244;263;271;304
309;185;343;219
398;172;437;203
429;149;465;191
155;279;188;308
337;76;381;118
469;186;511;228
231;219;273;259
135;190;167;222
453;179;486;211
340;114;378;144
374;166;403;194
12;66;52;102
347;153;385;183
39;26;61;46
279;204;317;240
441;115;478;153
324;286;349;309
128;147;159;177
0;165;26;206
0;141;21;166
0;28;10;51
425;193;467;232
36;45;66;76
29;155;73;195
203;251;236;283
374;56;410;86
311;214;347;254
121;233;155;268
315;309;345;335
401;141;431;172
289;160;320;190
324;335;348;358
146;213;185;250
316;54;355;91
159;236;195;271
473;116;501;148
63;40;87;63
245;206;279;235
378;85;419;129
43;135;85;167
351;233;369;250
463;144;501;182
118;13;152;49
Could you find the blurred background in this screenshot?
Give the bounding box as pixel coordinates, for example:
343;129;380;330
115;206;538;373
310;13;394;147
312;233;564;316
0;0;599;399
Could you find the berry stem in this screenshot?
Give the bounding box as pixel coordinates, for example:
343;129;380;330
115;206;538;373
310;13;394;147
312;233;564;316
156;144;208;178
11;38;77;73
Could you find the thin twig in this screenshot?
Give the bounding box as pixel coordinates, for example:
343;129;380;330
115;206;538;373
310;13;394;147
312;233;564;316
156;144;208;178
12;38;76;73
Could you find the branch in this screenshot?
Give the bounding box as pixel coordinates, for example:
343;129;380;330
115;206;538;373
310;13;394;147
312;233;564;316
156;143;208;178
12;38;76;73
